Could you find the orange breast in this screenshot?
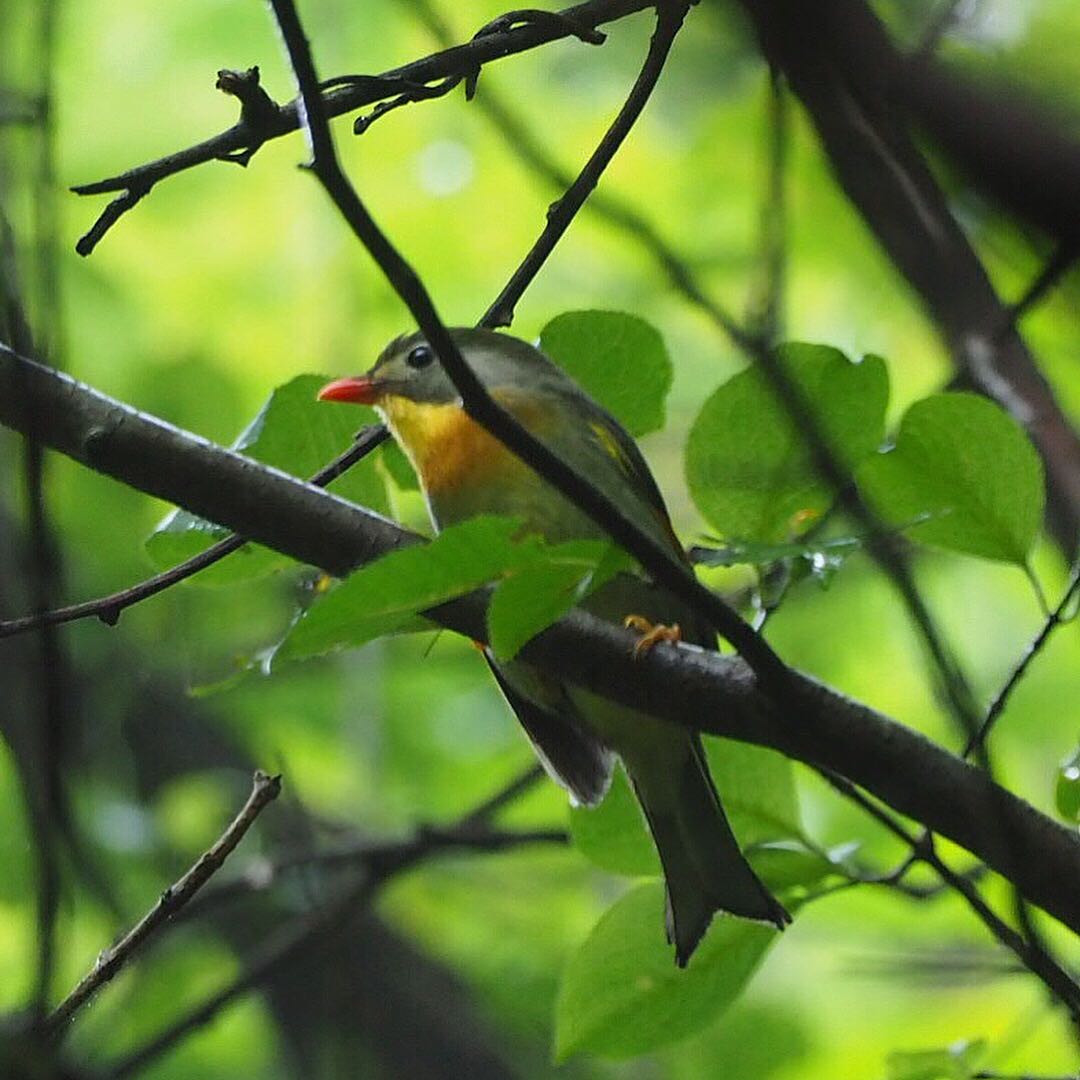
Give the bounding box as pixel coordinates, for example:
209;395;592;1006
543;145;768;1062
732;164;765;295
380;393;544;497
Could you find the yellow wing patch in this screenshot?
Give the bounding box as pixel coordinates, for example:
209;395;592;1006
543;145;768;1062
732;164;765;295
587;420;687;563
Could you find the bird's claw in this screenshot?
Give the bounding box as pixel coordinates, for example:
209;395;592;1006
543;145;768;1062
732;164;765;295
624;615;682;658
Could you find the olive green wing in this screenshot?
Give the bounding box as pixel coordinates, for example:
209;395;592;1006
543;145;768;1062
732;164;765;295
553;400;715;650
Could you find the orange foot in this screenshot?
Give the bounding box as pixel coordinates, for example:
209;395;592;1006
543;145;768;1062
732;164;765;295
623;615;682;658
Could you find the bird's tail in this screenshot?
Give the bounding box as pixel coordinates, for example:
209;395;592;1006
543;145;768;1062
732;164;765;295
624;734;790;966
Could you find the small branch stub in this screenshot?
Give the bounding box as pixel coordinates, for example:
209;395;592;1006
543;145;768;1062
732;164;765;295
215;66;282;165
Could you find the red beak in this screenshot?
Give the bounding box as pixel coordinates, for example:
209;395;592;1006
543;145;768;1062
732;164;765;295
317;376;379;405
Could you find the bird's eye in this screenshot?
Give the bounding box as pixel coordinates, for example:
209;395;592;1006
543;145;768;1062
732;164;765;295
406;344;434;370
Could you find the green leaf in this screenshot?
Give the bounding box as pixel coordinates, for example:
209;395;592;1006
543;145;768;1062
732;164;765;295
275;516;533;662
147;375;389;583
539;311;672;436
487;541;629;661
685;344;889;543
554;881;778;1060
703;739;801;845
857;392;1044;566
885;1039;986;1080
1056;745;1080;822
569;768;661;877
746;840;838;893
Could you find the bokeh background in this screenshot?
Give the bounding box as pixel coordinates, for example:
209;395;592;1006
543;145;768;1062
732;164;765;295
2;0;1080;1076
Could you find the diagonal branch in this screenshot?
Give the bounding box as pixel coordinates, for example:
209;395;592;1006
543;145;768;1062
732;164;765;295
965;562;1080;759
4;342;1080;939
478;2;690;328
99;767;554;1078
44;770;282;1039
741;0;1080;557
405;0;752;349
0;423;389;640
823;771;1080;1025
266;0;793;695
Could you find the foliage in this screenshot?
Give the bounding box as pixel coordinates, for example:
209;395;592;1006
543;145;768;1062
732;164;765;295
1;0;1079;1078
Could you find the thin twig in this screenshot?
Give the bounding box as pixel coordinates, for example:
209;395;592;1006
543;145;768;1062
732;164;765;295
965;562;1080;759
179;819;566;921
268;0;793;693
406;0;752;350
821;770;1080;1028
478;3;690;328
973;1072;1080;1080
99;770;557;1078
997;241;1080;342
71;0;653;254
0;423;390;640
45;770;282;1039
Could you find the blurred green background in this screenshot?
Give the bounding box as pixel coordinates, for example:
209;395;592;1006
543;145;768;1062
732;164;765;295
2;0;1080;1076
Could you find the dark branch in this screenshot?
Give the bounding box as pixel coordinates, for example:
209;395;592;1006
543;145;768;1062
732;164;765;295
100;769;556;1078
44;770;281;1039
1000;241;1080;340
0;423;389;640
965;562;1080;759
478;3;689;329
742;0;1080;557
822;771;1080;1025
70;0;654;254
5;343;1080;939
267;0;793;696
406;0;752;350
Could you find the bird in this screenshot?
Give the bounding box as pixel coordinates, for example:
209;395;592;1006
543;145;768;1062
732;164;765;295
317;327;789;965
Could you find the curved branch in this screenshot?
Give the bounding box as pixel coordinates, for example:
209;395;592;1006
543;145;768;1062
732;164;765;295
3;342;1080;938
478;1;689;327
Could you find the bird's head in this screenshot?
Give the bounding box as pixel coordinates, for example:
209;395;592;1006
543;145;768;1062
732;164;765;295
317;327;562;409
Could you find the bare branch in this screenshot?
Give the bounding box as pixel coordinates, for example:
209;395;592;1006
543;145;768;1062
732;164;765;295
406;0;752;351
478;3;690;328
100;769;558;1078
965;562;1080;759
70;0;654;254
45;770;282;1039
742;0;1080;556
822;770;1080;1026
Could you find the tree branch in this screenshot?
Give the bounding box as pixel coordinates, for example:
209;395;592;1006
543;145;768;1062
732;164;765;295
99;768;556;1078
4;343;1080;939
0;423;389;639
965;562;1080;759
822;770;1080;1026
70;0;654;254
44;770;281;1039
741;0;1080;557
405;0;753;351
478;2;690;328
